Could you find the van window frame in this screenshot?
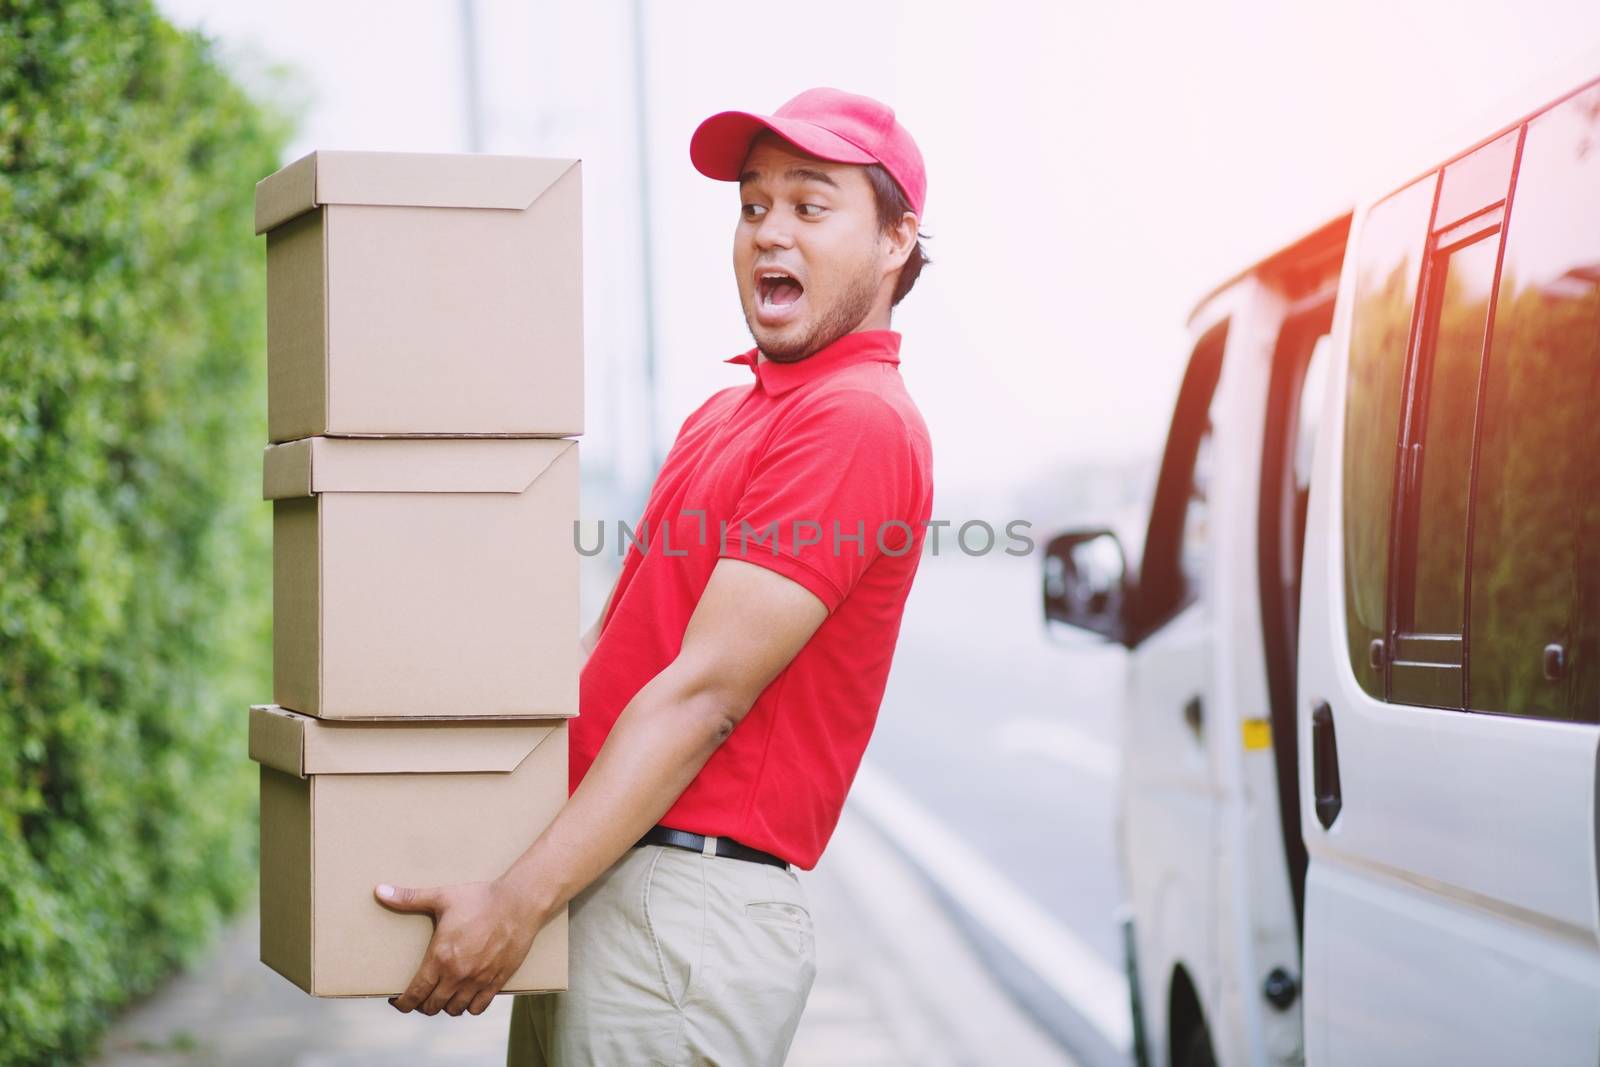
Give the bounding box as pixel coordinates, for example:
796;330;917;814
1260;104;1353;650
1381;130;1521;710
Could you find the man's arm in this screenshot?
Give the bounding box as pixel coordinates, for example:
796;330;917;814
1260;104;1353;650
376;557;829;1017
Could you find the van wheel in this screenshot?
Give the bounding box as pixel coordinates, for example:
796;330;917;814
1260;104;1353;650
1174;1019;1218;1067
1167;968;1217;1067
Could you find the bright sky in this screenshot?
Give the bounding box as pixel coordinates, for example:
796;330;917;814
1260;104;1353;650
160;0;1600;511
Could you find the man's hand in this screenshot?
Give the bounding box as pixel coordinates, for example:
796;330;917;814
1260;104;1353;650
375;877;549;1016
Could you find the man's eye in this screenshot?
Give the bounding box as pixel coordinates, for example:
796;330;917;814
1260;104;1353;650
742;203;767;220
797;203;825;218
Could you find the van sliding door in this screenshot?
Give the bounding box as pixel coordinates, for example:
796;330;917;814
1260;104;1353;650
1300;84;1600;1065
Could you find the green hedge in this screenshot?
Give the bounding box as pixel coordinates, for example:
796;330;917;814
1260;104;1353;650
0;3;288;1061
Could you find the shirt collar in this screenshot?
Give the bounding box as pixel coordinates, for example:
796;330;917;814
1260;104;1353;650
724;329;902;397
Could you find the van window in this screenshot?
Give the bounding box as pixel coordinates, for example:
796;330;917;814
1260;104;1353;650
1135;318;1227;637
1466;86;1600;723
1342;177;1435;697
1398;233;1498;637
1182;414;1215;598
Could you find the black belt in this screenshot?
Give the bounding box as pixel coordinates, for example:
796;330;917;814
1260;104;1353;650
634;825;790;869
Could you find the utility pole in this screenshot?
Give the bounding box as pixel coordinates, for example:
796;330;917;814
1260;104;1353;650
629;0;662;477
459;0;485;152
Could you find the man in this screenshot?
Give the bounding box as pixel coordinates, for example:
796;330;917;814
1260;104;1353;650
374;87;935;1066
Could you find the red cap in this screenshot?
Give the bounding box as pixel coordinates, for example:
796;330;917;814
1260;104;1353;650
690;87;926;217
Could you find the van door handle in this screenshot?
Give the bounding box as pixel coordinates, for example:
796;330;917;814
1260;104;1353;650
1310;701;1342;829
1183;695;1204;740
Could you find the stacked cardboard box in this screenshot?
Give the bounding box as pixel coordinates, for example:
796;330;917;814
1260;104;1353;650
248;150;582;997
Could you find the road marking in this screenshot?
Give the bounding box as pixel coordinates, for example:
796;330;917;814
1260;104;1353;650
993;717;1119;781
848;762;1134;1054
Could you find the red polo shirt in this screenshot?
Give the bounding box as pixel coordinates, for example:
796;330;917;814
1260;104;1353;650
572;328;934;870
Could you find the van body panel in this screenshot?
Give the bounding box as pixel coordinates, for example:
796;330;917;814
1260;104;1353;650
1116;272;1326;1066
1123;599;1217;1064
1298;301;1600;1059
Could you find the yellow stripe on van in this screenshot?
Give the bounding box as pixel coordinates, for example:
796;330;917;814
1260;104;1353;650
1242;718;1272;750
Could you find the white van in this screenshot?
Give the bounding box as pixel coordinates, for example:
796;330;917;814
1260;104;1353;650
1043;70;1600;1066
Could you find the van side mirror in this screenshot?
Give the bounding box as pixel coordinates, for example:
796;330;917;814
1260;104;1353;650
1041;528;1129;644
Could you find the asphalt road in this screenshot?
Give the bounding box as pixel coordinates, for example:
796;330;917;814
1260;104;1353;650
870;548;1125;962
855;547;1133;1062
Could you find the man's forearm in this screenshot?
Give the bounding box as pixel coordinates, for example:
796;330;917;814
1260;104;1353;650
496;662;737;923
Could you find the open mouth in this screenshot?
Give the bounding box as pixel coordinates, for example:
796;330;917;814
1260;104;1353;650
756;269;805;310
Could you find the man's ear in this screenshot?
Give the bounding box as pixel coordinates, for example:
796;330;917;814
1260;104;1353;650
882;211;918;273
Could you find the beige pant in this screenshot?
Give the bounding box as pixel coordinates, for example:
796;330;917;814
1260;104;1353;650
507;842;817;1066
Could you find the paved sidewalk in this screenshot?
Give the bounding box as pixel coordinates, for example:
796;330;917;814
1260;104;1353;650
91;807;1076;1066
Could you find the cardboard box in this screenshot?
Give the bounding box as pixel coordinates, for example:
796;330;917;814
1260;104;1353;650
250;704;570;997
255;150;584;442
266;436;579;720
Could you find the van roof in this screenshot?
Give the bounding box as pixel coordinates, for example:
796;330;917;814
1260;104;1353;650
1353;50;1600;214
1188;47;1600;327
1186;210;1353;327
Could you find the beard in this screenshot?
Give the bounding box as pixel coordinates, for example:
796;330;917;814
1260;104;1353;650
744;254;881;363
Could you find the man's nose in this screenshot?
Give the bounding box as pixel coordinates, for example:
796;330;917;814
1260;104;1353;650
752;211;796;251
